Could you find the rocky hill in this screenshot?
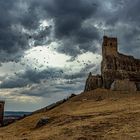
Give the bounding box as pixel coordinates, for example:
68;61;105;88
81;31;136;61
0;89;140;140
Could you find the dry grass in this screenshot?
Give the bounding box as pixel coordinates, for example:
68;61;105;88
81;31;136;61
0;89;140;140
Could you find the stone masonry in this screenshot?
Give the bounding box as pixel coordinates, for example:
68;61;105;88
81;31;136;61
85;36;140;91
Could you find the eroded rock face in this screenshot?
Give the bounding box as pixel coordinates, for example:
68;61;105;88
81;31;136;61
111;79;137;91
84;36;140;91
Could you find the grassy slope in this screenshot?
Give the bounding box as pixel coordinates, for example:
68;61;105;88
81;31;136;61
0;89;140;140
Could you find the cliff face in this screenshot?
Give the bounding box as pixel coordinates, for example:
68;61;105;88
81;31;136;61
85;36;140;91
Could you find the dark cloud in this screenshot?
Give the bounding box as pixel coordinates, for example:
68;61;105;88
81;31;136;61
0;0;43;62
51;0;98;38
22;0;100;57
0;0;100;62
1;0;140;63
0;60;98;89
32;26;52;46
0;68;62;88
56;26;99;57
0;0;29;62
46;0;99;56
0;0;48;63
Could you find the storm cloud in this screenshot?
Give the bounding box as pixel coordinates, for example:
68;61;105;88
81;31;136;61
1;0;140;62
0;0;100;63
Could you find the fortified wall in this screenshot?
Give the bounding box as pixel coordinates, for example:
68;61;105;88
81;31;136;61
85;36;140;91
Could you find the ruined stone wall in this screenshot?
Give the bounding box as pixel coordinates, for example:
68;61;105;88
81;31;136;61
84;73;102;91
85;36;140;91
101;36;140;90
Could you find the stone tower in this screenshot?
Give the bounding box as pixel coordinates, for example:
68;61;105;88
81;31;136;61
102;36;118;57
0;101;5;126
101;36;118;88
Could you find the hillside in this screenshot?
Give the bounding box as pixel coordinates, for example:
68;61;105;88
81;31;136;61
0;89;140;140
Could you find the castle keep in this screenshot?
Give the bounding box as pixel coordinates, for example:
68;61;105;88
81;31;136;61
85;36;140;91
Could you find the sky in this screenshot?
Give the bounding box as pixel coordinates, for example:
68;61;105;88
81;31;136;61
0;0;140;111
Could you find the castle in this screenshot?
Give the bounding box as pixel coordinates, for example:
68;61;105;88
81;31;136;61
85;36;140;91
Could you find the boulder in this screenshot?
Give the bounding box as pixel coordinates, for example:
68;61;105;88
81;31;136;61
35;117;49;128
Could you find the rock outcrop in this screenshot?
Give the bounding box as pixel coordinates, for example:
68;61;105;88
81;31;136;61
35;118;49;128
85;36;140;91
